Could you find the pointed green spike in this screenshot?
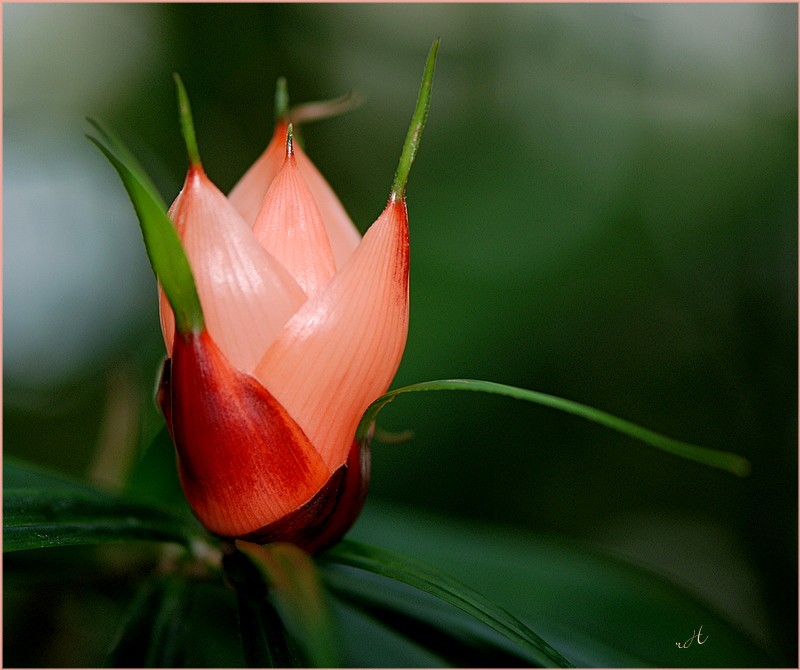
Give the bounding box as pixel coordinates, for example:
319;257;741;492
173;73;202;168
391;38;440;200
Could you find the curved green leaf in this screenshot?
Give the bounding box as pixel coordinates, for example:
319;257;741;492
86;119;204;334
4;459;202;552
327;572;546;667
348;501;777;668
356;379;751;477
318;539;574;668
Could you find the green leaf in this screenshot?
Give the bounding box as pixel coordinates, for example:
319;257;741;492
318;539;574;668
232;541;342;668
105;575;190;668
357;379;751;477
327;574;546;667
349;502;777;668
173;73;202;167
86;120;204;334
391;38;439;200
4;459;202;552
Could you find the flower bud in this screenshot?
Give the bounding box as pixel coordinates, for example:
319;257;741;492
157;121;411;553
156;43;436;552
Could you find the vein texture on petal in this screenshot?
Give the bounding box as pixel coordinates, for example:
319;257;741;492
170;330;330;537
252;152;337;298
161;167;306;373
254;198;410;471
294;146;361;269
228;121;361;269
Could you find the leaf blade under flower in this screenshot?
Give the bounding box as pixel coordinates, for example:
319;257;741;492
325;568;549;667
3;482;201;553
349;501;777;668
319;539;574;668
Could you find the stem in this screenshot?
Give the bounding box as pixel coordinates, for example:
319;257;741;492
391;38;440;200
173;73;202;168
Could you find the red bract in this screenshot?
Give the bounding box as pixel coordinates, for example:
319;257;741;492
157;120;409;553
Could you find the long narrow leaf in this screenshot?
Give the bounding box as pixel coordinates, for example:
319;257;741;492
4;459;202;552
327;575;543;667
87;120;204;334
349;501;777;668
318;539;574;668
356;379;751;477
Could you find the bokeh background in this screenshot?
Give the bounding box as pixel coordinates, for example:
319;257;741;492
4;3;797;667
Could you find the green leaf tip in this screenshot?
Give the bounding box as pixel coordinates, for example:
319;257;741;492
275;76;290;121
173;73;202;168
391;37;440;200
87;118;204;335
356;379;752;478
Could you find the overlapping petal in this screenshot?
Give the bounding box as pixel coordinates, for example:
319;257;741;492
160;166;306;373
228;121;361;269
91;39;439;555
254;198;410;471
252;133;337;298
144;42;437;549
169;329;330;537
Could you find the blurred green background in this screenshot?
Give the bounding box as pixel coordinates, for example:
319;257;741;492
4;3;796;667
